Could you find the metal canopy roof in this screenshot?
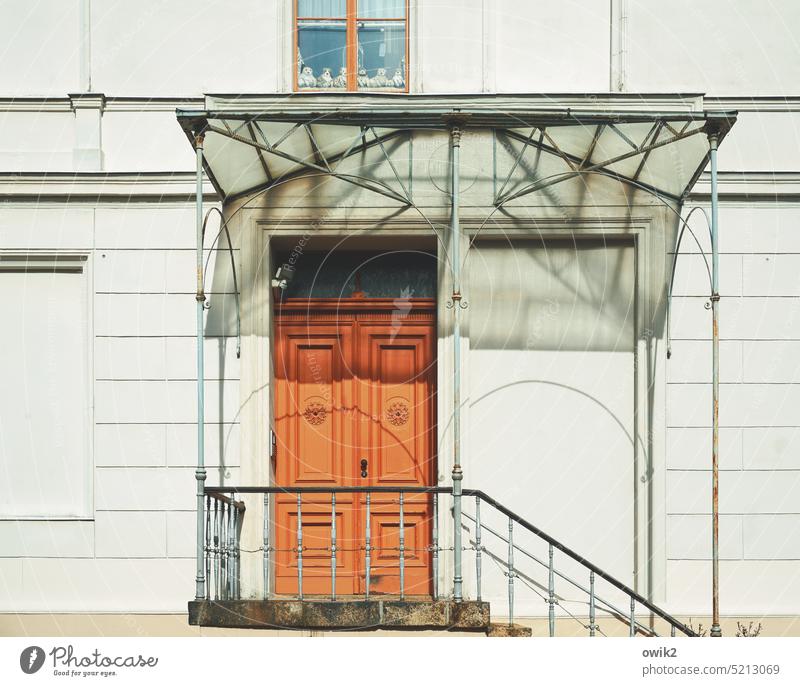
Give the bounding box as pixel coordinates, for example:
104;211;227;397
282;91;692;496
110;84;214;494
177;95;736;204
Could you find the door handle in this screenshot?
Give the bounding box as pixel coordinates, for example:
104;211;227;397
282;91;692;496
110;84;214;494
360;458;368;478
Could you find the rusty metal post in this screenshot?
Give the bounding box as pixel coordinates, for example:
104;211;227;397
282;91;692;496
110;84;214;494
448;121;465;603
709;130;722;637
194;131;206;601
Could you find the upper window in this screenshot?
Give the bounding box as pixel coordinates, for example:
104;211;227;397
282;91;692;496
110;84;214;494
295;0;408;92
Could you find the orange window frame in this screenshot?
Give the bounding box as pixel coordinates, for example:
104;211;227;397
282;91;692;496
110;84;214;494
293;0;409;92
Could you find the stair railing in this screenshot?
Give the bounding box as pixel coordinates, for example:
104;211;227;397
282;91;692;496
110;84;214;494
463;489;696;637
202;485;695;636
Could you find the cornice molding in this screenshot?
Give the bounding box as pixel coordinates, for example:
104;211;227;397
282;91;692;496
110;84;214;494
0;172;216;199
0;94;799;113
704;96;800;112
2;171;798;201
690;171;800;198
0;96;204;113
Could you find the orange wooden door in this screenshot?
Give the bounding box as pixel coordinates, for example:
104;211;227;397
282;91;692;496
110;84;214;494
273;300;436;597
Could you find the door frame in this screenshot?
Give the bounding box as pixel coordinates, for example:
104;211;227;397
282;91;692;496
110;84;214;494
237;214;664;606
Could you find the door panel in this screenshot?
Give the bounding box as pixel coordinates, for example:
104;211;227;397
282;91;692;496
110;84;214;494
356;321;435;595
273;301;436;597
359;324;435;487
273;321;358;595
273;323;354;486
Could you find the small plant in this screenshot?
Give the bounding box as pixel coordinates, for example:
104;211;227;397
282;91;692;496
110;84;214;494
736;621;763;637
687;619;708;637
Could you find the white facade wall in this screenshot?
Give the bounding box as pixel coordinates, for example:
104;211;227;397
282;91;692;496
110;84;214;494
0;202;240;612
1;1;799;621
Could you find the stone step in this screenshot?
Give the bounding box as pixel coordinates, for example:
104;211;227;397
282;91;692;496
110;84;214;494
487;623;533;637
189;599;490;632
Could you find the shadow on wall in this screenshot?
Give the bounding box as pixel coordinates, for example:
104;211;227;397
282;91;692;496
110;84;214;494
465;237;644;585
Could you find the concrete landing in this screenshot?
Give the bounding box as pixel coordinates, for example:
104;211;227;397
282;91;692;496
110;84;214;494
188;599;490;632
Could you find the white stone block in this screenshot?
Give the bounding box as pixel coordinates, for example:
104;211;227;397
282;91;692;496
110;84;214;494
743;427;800;470
0;207;93;250
94;249;167;293
679;206;800;255
95;511;166;558
95;337;167;380
94;424;166;467
666;514;742;560
166;249;240;294
667;470;800;515
743;254;800;296
95;467;238;511
671;253;741;297
95;468;174;511
95;379;240;423
717;112;800;171
666;560;800;615
102;111;196;172
94;293;236;336
667;341;741;383
668;383;800;427
744;515;800;560
162;380;242;424
12;558;195;612
165;336;240;380
671;296;800;341
743;341;800;383
0;521;94;558
666;427;742;470
166;511;196;558
0;560;23;609
95;206;195;250
166;423;240;468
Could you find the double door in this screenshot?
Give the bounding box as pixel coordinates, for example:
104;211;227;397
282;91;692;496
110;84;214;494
273;300;436;596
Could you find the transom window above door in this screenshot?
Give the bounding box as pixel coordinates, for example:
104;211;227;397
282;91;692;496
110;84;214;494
295;0;408;92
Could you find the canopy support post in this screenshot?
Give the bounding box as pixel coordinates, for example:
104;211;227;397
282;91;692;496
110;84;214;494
194;131;207;601
447;121;465;603
708;129;722;638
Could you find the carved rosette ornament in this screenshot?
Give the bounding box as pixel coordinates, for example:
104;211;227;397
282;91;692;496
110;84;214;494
303;401;327;425
386;400;410;427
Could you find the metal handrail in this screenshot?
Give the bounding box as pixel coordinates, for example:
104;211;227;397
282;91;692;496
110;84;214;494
463;489;696;637
461;509;658;637
206;486;452;494
203;485;695;636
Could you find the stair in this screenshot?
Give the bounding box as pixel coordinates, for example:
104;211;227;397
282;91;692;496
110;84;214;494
487;623;533;637
195;486;695;637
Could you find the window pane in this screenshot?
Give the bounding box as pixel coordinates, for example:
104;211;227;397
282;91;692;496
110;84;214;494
358;0;406;18
298;20;347;89
297;0;345;18
274;250;436;299
357;21;406;89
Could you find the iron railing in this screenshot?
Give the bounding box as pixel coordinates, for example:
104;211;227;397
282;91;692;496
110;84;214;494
204;491;244;601
202;485;695;637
